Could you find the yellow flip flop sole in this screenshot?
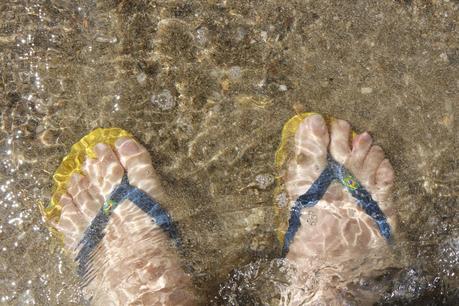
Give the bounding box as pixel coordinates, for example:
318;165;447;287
40;128;133;225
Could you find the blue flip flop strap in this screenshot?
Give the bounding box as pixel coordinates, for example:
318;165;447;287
281;156;392;257
281;165;335;257
329;158;392;240
75;173;177;283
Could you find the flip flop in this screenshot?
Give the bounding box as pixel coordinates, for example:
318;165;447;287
40;128;179;282
274;113;393;257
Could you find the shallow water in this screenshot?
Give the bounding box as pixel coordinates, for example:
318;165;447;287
0;0;457;305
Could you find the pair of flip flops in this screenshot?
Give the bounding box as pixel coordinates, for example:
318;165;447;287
42;113;392;278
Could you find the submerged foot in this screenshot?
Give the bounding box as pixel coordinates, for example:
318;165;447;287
56;137;196;305
281;114;397;304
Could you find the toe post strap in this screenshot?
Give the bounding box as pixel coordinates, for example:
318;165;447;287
281;155;392;257
76;173;178;282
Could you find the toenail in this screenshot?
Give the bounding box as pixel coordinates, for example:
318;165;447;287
360;132;371;142
120;140;140;155
309;115;326;133
353;133;371;148
338;119;350;129
115;137;130;148
70;172;81;183
372;145;383;153
94;143;108;155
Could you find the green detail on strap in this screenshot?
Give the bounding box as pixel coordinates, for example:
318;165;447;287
103;199;118;215
342;175;360;190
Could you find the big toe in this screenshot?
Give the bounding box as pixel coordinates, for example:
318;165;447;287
115;138;164;200
329;119;352;164
283;114;330;201
67;173;100;222
83;143;124;200
294;114;329;170
57;193;89;249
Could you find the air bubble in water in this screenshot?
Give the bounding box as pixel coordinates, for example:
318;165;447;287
17;289;35;305
151;90;176;110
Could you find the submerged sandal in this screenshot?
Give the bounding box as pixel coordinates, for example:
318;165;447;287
275;113;393;257
41;128;178;282
75;171;178;283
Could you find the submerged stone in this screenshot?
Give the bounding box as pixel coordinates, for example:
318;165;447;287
255;174;274;190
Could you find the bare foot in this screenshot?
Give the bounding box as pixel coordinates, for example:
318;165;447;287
56;138;197;305
281;114;397;304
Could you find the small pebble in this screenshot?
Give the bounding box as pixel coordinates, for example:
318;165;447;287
228;66;241;79
255;174;274;189
35;125;44;134
95;35;117;43
277;192;288;208
39;129;59;146
235;27;247;42
17;289;35;305
33;98;47;114
136;72;147;84
278;84;288;91
260;31;268;42
439;52;448;62
361;87;373;94
196;27;208;45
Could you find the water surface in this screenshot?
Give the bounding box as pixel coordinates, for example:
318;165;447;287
0;0;457;304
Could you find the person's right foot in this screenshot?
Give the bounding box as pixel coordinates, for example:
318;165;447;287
56;137;196;305
281;114;397;304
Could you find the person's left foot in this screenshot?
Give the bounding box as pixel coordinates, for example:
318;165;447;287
56;137;197;305
279;114;397;304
